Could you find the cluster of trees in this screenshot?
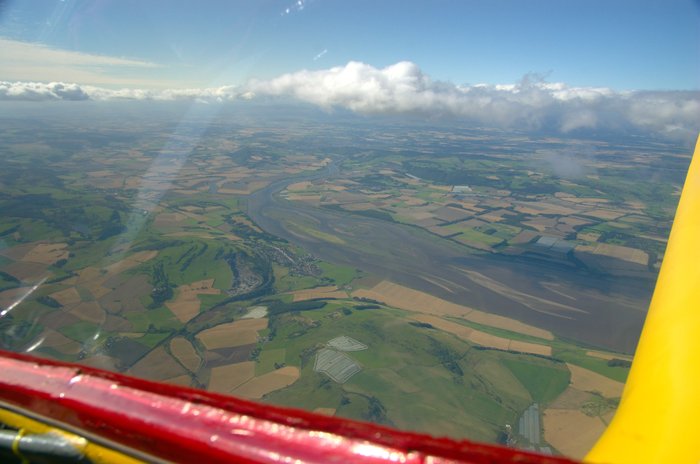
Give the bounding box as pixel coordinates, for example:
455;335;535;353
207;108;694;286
149;262;173;308
36;296;62;308
429;337;464;377
176;243;208;272
98;209;126;240
266;299;327;316
353;304;380;310
607;358;632;368
409;321;434;329
0;270;20;291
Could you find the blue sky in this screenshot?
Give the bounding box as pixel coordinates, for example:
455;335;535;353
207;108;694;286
0;0;698;90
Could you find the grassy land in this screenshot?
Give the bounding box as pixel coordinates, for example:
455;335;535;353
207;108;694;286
502;357;570;403
256;348;286;375
259;303;572;441
317;262;362;287
554;346;630;383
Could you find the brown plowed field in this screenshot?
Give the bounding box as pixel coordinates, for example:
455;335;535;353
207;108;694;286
233;366;300;399
208;361;256;394
128;346;187;381
22;243;69;264
170;337;201;372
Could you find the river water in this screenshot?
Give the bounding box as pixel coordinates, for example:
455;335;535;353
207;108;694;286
247;167;651;353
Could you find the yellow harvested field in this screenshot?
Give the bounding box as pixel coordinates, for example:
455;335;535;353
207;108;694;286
548;387;593;410
508;339;552;356
567;363;624;398
170;337;201;372
353;280;553;340
478;212;505;222
22;243;69;264
196;318;268;350
576;243;648;266
463;310;554;340
208;361;256;394
577;232;601;243
49;287;82;306
70;301;106;324
468;330;511;350
352;281;470;318
543;409;606;460
291;286;348;302
409;314;551;356
233;366;300;399
410;314;474;339
585;350;632;362
166;279;220;323
313;408;337;416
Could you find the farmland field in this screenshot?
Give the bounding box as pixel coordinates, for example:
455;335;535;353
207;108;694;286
0;106;689;458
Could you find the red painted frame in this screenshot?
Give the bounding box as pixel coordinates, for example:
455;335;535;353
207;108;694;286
0;349;578;463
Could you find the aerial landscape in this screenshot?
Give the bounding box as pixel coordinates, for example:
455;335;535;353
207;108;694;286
0;0;698;460
0;103;690;457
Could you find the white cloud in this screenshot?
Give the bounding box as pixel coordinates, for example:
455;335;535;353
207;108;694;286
0;81;89;101
1;61;698;142
0;38;162;86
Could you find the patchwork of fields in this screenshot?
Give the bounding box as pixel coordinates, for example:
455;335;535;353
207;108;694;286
2;115;681;459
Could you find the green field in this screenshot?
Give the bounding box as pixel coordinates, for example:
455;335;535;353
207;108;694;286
259;303;571;441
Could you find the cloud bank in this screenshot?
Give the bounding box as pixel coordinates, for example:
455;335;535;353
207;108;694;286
1;61;698;141
0;38;162;87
